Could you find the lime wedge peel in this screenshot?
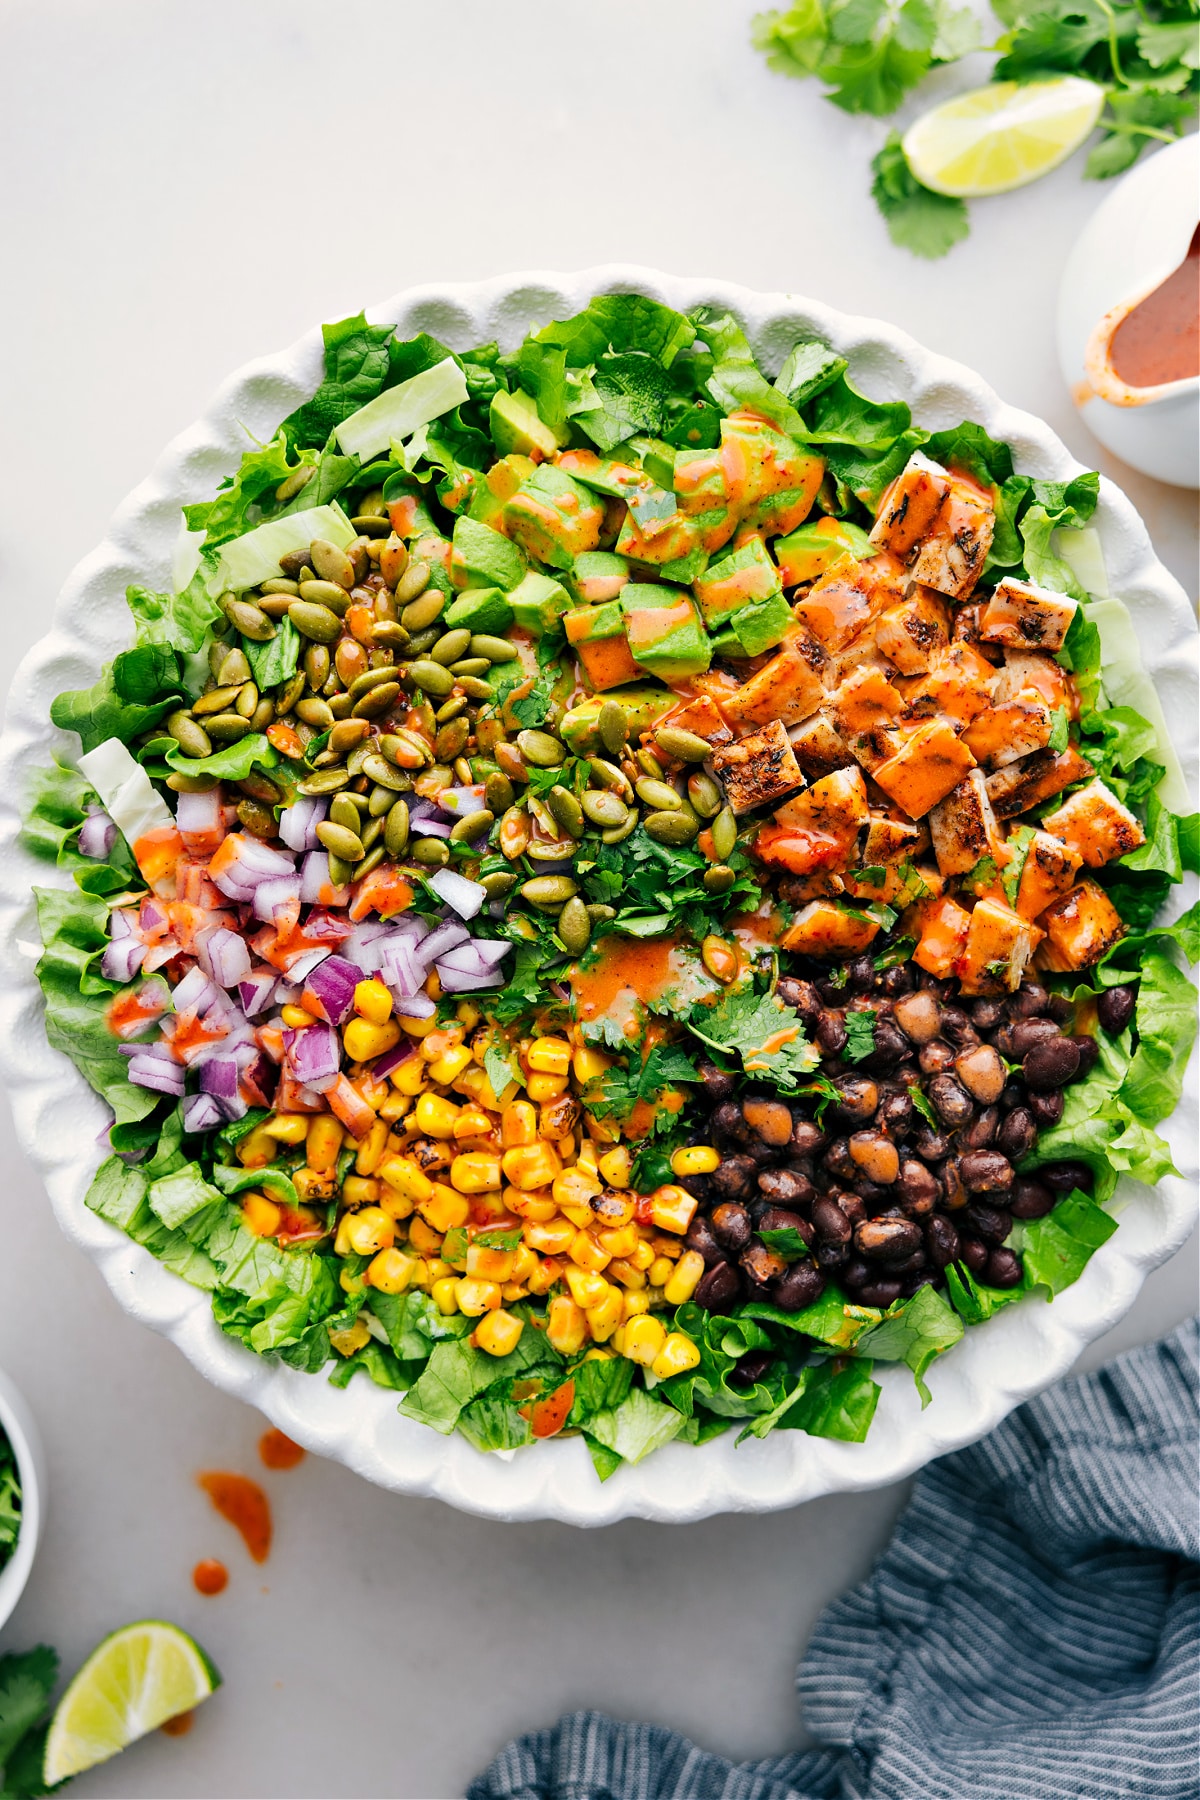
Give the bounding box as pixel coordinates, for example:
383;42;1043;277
42;1620;220;1785
903;77;1107;198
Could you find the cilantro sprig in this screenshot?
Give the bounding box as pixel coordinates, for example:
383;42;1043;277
685;988;820;1092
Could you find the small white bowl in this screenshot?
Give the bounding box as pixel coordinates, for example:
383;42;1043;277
0;1369;44;1634
1058;135;1199;488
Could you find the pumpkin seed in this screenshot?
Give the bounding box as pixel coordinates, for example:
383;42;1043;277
404;627;441;659
166;772;217;793
476;718;504;753
457;676;492;700
224;598;276;641
547;786;584;838
235;681;260;720
480;870;517;901
193;685;242;717
581;790;629;828
588;757;633;798
260;577;300;597
703;864;737;895
527;837;578;863
499;807;531;859
470;634;519;664
217;647;252;687
598;699;629;755
360;815;384;853
278;548;310;580
362;783;390;817
317;820;365;862
335;639;368;686
348;663;400;702
297;768;351;796
356;844;387;881
644;809;698;846
453;755;474;787
236;799;276;839
303;645;331;689
449;808;494;844
636;777;682;811
636;748;665;779
273;672;303;718
406;659;454;698
687;772;722;818
712;805;737;861
236;772;282;805
431;627;472;667
412;837;450;867
298;578;351;616
449;657;490;678
379;535;408;587
167;711;212;758
371;620;409;650
384;800;410;857
289;601;341;643
361;753;412;792
601;813;638;846
435;696;467;724
297;697;334;730
352;680;400;719
586;904;616;925
206;713;253;744
655;726;712;763
250;699;275;733
260;592;299;620
379;731;431;770
330;795;361;833
328;693;353;721
329;718;369;757
395;561;433;606
436;717;470;760
520;875;579;910
558;896;591;954
484;771;515;812
309;540;356;590
275;465;315;504
322;853;350;887
517;729;564;768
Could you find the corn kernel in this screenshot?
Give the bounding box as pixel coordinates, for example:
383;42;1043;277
454;1064;489;1100
294;1167;335;1202
527;1035;571;1075
597;1146;632;1189
342;1018;399;1063
354;978;394;1024
236;1125;278;1169
342;1175;381;1208
450;1152;502;1194
501;1101;537;1147
576;1141;599;1177
262;1113;309;1145
456;1276;502;1317
652;1332;701;1381
508;1188;558;1222
339;1267;362;1296
523;1215;576;1254
586;1284;623;1343
241;1192;281;1238
558;1201;595;1231
591;1189;637;1230
630;1240;657;1272
502;1142;563;1191
546;1295;587;1356
427;1044;474;1086
367;1247;416;1293
306;1115;344;1174
418;1183;470;1233
598;1223;640;1260
329;1319;371;1357
563;1263;610;1310
553;1168;601;1209
426;1257;452;1283
408;1215;445;1256
353;1118;389;1176
671;1145;720;1176
585;1114;620;1144
466;1242;517;1282
420;1027;462;1061
663;1248;705;1305
526;1255;562;1295
647;1232;682;1260
572;1045;613;1085
606;1256;647;1290
511;1243;539;1283
280;1003;315;1029
392;1058;427;1096
567;1229;610;1273
527;1071;568;1103
501;1281;529;1302
623;1314;668;1367
473;1309;525;1356
333;1213;355;1257
647;1255;675;1288
378;1088;410;1122
414;1093;461;1139
344;1206;395;1256
378;1187;415;1221
397;1009;437;1037
648;1185;698;1236
456;1000;481;1031
379;1156;433;1204
453;1106;494;1141
432;1276;461;1315
622;1288;650;1320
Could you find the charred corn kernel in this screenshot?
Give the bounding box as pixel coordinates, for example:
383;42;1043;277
353;978;393;1024
523;1215;577;1254
353;1117;389;1176
622;1288;650;1320
450;1152;502;1194
456;1000;481;1030
526;1255;562;1295
344;1207;394;1256
378;1089;410;1123
607;1257;647;1290
420;1027;462;1063
630;1240;657;1272
664;1249;705;1305
367;1247;416;1293
378;1187;415;1222
502;1142;563;1190
344;1018;401;1062
333;1213;355;1257
528;1036;571;1076
293;1167;335;1202
572;1045;613;1085
590;1189;637;1230
454;1064;489;1101
553;1167;601;1208
456;1276;502;1317
508;1188;558;1222
647;1255;675;1288
586;1284;623;1343
569;1229;612;1273
280;1004;315;1029
379;1156;434;1204
576;1141;599;1177
418;1183;470;1233
432;1276;461;1315
547;1295;588;1356
306;1115;344;1173
263;1113;309;1145
427;1044;474;1085
236;1125;278;1169
648;1232;683;1260
242;1193;282;1238
564;1264;610;1310
672;1146;720;1176
473;1309;524;1356
341;1176;381;1208
454;1105;493;1141
623;1314;668;1367
652;1333;701;1381
598;1223;641;1260
511;1243;539;1283
527;1071;568;1103
597;1146;632;1189
414;1092;460;1138
466;1242;517;1282
501;1100;537;1147
329;1319;371;1357
408;1215;445;1255
648;1186;698;1235
392;1058;427;1096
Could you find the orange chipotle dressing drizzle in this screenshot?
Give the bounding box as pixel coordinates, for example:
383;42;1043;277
259;1428;305;1471
161;1711;194;1738
1110;225;1200;389
192;1558;228;1596
198;1471;272;1563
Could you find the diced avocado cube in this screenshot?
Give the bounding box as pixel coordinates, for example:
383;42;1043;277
451;515;527;593
442;586;514;634
659;542;710;585
564;604;640;692
693;538;781;625
560;685;676;754
616;503;701;569
775;516;874;586
508;570;571;636
570;552;630;604
624;436;678;491
436;465;480;516
502;465;606;570
728;590;795;657
489;388;561;462
557;449;643;499
621;583;711;680
411;531;454;596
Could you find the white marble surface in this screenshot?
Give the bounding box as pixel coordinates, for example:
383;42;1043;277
0;3;1195;1795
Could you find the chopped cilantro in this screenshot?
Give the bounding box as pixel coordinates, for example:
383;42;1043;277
1001;825;1037;908
483;1043;523;1099
856;865;888;887
581;826;759;941
870;133;969;260
511;666;558;729
874;934;917;970
842;1010;878;1063
759;1225;811;1261
587;1043;700;1126
1047;706;1071;754
686;988;819;1092
911;1087;938;1128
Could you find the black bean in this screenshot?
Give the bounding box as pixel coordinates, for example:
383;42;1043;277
729;1348;774;1387
1039;1160;1093;1193
816;1009;848;1055
961;1106;1000;1150
888;1247;928;1276
823;1138;854;1180
927;1073;975;1128
758;1206;810;1241
790;1119;828;1157
711;1154;756;1201
964;1200;1013;1244
758;1167;815;1206
829;1190;867;1228
1000;1078;1026;1110
695;1260;741;1311
678;1172;713;1202
1029;1088;1064;1126
896;1159;941;1214
862;1017;908;1072
912;1126;952;1161
855;1177;892;1207
996;1107;1036;1162
919;1040;957;1074
940;1158;968;1210
831;1074;879;1123
771;1262;826;1311
940;1007;979;1049
740;1242;787;1286
954;1044;1007;1105
894;990;943;1044
985;1247;1023;1288
845;954;875;993
815;1239;850;1270
1069;1034;1099;1078
812;1194;852;1245
1010;1178;1056;1220
854;1217;923;1262
959;1149;1014;1193
877;1089;914;1136
698;1060;737;1102
1023;1037;1081;1090
746;1140;780;1168
901;1270;940;1298
970;999;1003;1031
776;977;822;1023
743;1097;795;1146
878;963;914;997
957;1236;988;1276
856;1277;903;1308
712;1101;746;1142
1097;984;1137;1035
841;1256;871;1290
816;977;845;1006
1046;994;1074;1024
1009;982;1050;1018
711;1202;753;1253
849;1128;900;1186
1010;1017;1061;1059
685;1216;725;1266
925;1213;960;1267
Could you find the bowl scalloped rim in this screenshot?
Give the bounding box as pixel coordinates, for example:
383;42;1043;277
0;265;1195;1526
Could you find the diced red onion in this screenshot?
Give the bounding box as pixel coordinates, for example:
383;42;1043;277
418;919;470;964
181;1092;224;1134
141;940;182;973
209;835;296;900
140;896;170;936
273;981;302;1006
299;851;346;905
252;873;302;924
118;1039;178;1062
215;1090;248;1123
79;806;117;859
437;785;487;816
278;796;328;853
199;1057;241;1100
434;963;506;993
102;937;146;982
284;946;332;982
109;909;135;940
302;907;356;942
393;988;435;1019
237;971;278;1017
283;1022;340;1092
410;816;453;839
203;927;252;990
427;868;487;920
378;935;425;998
127;1056;186;1096
371;1038;417;1078
172;965;218;1015
175;789;223;852
438;939;511;971
303;955;361;1026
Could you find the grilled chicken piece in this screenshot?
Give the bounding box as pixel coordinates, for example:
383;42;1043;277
909;480;995;601
789;714;852;780
957;897;1041;995
780;899;881;957
1014;830;1083;921
723;628;826;727
992;649;1069;710
792;553;908;652
872;718;978;820
985;745;1093;819
862;815;926;865
712;718;804;815
912;895;972;979
869;452;951;558
980;577;1078;651
1041;778;1146;867
963;689;1054;768
1038;880;1126;970
758;767;869;873
897;641;997;724
928;770;1006;877
874;589;950;674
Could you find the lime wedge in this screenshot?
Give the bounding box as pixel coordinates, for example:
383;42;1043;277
903;77;1105;197
43;1621;220;1784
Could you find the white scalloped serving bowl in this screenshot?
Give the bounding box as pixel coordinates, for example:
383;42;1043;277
0;268;1195;1526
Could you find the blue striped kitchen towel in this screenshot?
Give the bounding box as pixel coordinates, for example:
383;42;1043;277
469;1319;1199;1800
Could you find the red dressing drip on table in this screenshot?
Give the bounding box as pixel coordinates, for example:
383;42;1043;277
1109;225;1200;389
192;1558;228;1596
161;1711;194;1737
197;1472;272;1563
259;1428;305;1471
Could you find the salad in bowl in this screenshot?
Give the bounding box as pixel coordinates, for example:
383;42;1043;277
21;285;1198;1488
